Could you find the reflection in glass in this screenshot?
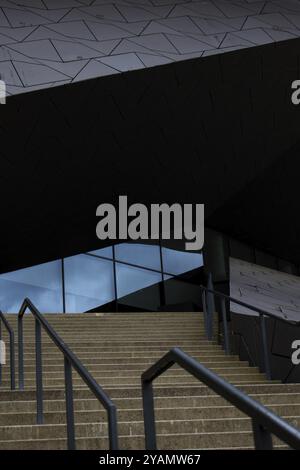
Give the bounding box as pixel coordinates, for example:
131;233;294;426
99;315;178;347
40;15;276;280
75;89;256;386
119;284;161;311
162;248;203;275
115;243;161;271
164;278;202;306
116;263;162;298
64;254;114;313
0;243;204;314
87;246;113;259
0;260;63;313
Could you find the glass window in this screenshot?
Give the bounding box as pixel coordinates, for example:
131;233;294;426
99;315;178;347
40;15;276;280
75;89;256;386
64;254;114;313
87;246;113;259
116;263;162;298
118;284;161;311
114;243;161;271
162;248;203;275
0;260;63;313
164;278;202;306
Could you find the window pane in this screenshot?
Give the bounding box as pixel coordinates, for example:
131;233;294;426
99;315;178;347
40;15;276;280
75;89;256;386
87;246;113;259
164;278;202;306
0;260;63;313
64;254;114;313
162;248;203;275
115;243;161;271
119;284;161;311
116;263;162;298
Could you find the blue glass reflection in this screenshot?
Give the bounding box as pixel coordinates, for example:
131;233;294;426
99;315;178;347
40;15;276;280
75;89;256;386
64;254;114;312
115;243;161;271
87;246;113;259
0;260;63;313
116;263;162;298
162;248;203;275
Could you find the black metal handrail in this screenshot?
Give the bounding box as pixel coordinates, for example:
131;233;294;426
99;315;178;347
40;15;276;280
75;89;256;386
202;285;300;326
0;311;15;390
142;347;300;450
200;284;300;380
18;298;118;450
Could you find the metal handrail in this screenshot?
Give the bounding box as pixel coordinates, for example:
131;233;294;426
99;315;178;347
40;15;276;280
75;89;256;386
18;298;118;450
141;347;300;450
200;285;300;380
0;311;15;390
201;285;300;326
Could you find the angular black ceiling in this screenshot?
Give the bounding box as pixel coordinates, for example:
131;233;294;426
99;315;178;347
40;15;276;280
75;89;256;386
1;34;300;273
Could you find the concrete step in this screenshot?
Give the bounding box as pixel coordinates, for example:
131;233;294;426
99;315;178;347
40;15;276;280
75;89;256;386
13;346;222;354
0;424;289;449
6;326;207;333
0;372;270;388
2;382;295;401
16;351;243;368
2;393;300;414
12;340;219;348
15;365;257;377
18;359;248;371
0;311;298;450
1;404;300;426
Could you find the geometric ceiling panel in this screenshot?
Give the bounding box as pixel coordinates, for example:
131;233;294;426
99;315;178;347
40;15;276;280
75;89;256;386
1;0;300;96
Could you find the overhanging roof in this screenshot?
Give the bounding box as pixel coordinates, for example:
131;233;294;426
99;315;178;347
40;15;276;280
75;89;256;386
1;12;300;273
2;1;300;96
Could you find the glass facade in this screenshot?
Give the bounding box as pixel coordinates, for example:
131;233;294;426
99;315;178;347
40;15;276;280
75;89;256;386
0;260;63;313
0;243;203;313
64;255;115;312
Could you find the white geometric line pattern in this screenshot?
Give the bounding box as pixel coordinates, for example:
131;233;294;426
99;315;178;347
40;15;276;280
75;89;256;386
230;257;300;322
0;0;300;95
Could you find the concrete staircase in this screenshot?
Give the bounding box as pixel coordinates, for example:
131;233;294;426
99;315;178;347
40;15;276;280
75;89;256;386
0;311;299;449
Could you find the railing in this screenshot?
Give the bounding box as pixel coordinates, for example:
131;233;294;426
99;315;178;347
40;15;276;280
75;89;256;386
142;347;300;450
200;284;300;380
18;298;118;450
0;311;15;390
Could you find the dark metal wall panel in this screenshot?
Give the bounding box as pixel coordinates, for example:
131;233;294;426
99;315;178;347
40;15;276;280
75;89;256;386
1;38;300;272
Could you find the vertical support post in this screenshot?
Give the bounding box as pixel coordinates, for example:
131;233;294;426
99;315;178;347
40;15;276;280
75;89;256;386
64;357;76;450
9;330;15;390
18;315;24;390
206;274;215;340
260;314;272;380
221;297;230;355
142;379;157;450
252;419;273;449
107;404;119;450
201;289;209;339
35;319;43;424
0;321;2;386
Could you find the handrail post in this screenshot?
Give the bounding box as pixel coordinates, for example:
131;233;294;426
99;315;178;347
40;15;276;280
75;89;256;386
0;321;2;386
64;357;76;450
252;419;273;449
108;405;119;450
15;298;119;449
220;297;230;355
9;330;15;390
18;315;24;390
259;314;272;380
206;274;215;340
201;289;209;339
0;314;15;390
35;319;43;424
141;348;300;450
142;379;157;450
206;295;213;340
